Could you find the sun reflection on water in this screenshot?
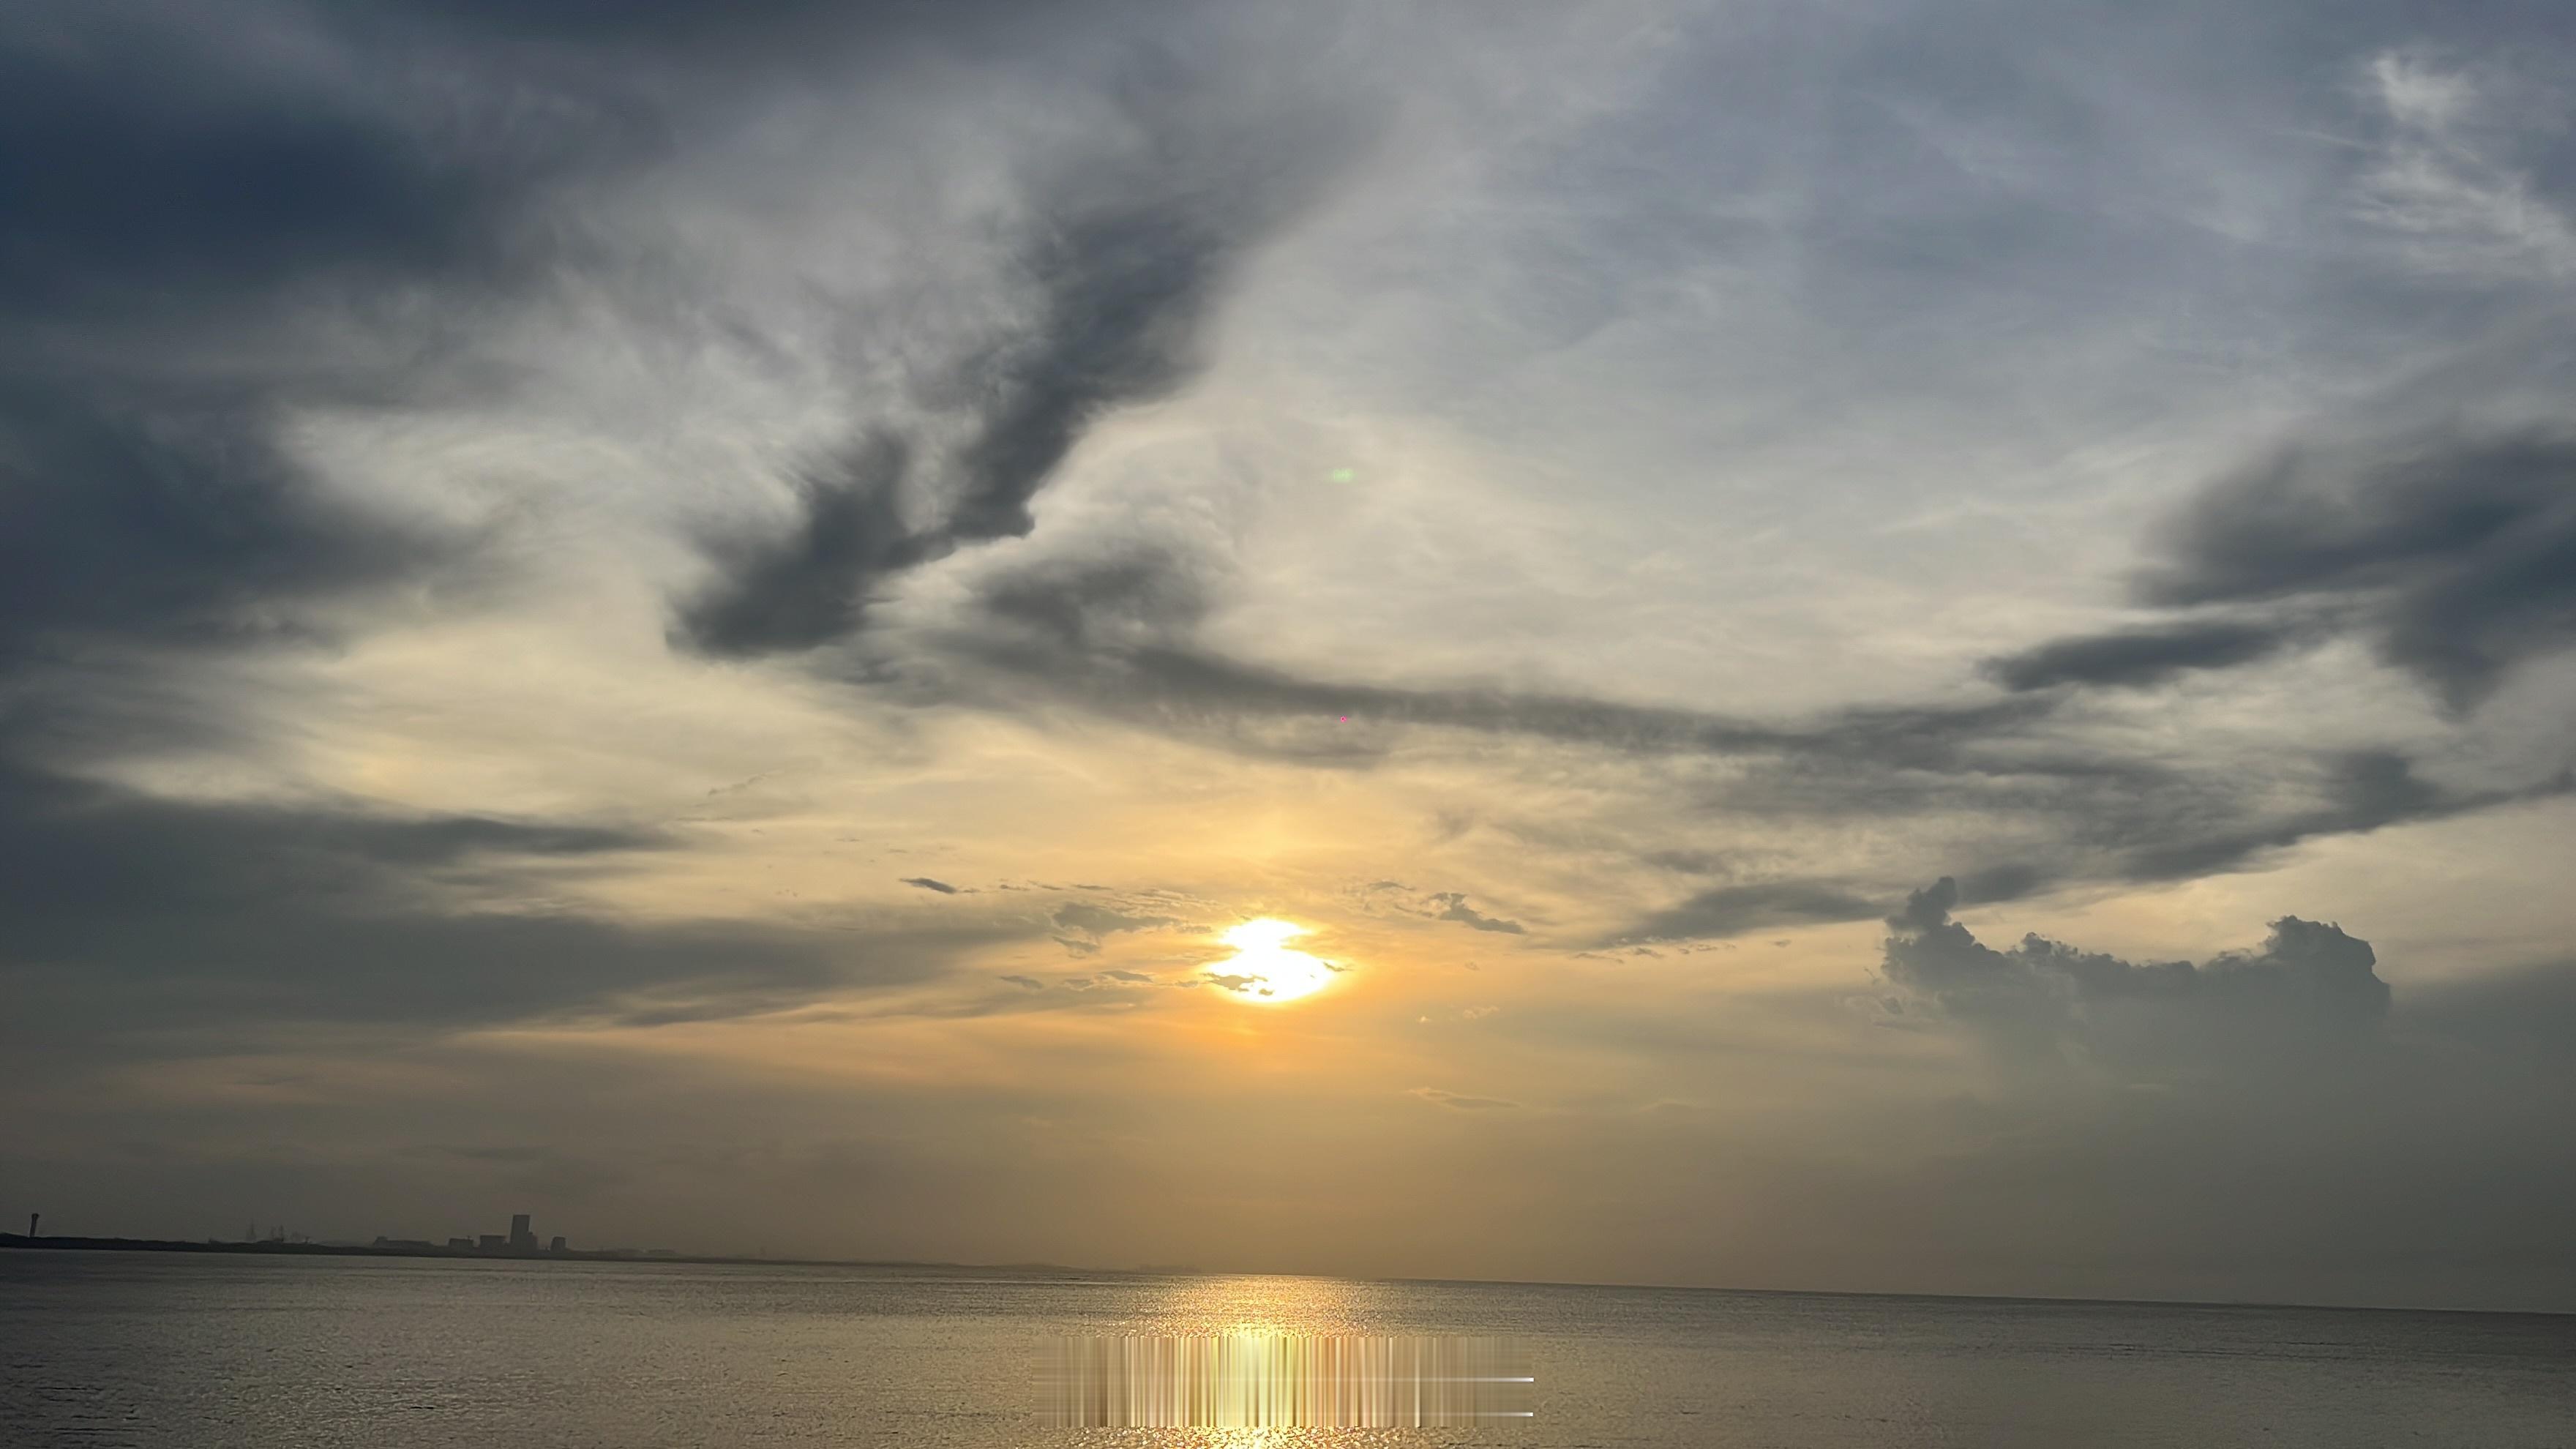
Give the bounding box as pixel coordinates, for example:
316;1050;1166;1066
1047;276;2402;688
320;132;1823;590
1048;1276;1516;1442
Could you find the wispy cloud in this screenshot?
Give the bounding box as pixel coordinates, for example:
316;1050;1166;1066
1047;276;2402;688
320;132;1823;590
1412;1087;1519;1111
2351;51;2576;280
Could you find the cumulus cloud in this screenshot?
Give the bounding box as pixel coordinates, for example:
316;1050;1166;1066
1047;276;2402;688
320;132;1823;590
1879;877;2392;1068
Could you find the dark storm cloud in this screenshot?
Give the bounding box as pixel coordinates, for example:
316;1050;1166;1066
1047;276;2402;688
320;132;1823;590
0;0;1156;1057
1996;425;2576;710
4;0;1197;675
1590;746;2564;945
377;0;1147;58
0;380;444;667
2146;427;2576;711
940;205;1242;542
948;542;2570;947
674;434;932;658
671;48;1361;656
0;763;1022;1050
0;762;662;898
1108;648;2052;763
2144;429;2576;612
0;7;574;331
0;1;608;670
2112;749;2572;882
1982;621;2294;692
930;492;2576;965
0;2;834;1052
948;548;2057;763
901;876;963;894
973;544;1221;647
380;0;879;48
668;197;1242;654
1616;880;1885;944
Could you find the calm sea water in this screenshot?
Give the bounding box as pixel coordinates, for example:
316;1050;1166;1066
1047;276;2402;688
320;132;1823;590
3;1251;2569;1448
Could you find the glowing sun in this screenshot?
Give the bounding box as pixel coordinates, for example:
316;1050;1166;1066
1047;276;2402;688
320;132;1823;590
1206;918;1336;1003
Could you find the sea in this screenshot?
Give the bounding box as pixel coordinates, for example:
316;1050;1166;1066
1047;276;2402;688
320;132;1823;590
3;1251;2570;1447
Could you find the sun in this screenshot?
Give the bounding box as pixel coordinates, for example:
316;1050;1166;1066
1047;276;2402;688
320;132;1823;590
1205;918;1337;1003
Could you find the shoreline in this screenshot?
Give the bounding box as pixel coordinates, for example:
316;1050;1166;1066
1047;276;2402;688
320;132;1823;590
0;1233;1067;1274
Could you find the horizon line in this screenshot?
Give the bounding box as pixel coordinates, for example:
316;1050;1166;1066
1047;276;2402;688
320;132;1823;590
4;1233;2566;1321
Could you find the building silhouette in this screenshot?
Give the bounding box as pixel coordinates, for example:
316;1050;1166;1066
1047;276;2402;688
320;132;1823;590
361;1215;577;1256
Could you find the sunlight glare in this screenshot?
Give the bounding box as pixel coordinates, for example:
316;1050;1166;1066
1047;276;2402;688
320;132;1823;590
1208;918;1336;1003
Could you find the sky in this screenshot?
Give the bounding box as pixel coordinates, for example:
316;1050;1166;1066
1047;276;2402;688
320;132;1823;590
4;0;2575;1313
